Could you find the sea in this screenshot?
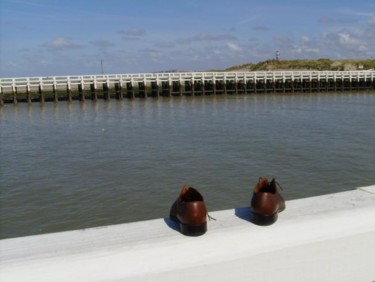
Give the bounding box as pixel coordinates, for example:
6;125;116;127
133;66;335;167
0;91;374;239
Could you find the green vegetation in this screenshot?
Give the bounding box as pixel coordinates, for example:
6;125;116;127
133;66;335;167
223;59;375;72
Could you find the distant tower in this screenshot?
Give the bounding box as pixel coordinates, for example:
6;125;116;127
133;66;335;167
275;50;280;61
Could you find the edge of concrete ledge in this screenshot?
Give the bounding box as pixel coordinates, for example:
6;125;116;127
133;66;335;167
357;184;375;194
1;186;375;282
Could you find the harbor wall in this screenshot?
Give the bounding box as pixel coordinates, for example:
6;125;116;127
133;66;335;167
1;185;375;282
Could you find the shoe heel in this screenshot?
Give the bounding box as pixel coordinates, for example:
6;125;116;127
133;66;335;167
251;212;278;226
180;222;207;236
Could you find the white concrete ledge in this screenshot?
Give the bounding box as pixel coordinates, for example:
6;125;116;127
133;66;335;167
1;186;375;282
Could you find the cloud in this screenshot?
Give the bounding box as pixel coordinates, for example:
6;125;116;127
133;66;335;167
227;42;242;52
90;40;115;49
319;16;359;25
176;33;237;44
153;41;175;48
324;31;367;53
43;37;83;51
118;28;146;39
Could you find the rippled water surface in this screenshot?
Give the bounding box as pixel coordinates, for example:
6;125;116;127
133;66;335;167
1;92;374;238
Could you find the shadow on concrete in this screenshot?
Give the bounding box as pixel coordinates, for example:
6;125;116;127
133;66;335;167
234;207;252;222
163;217;179;232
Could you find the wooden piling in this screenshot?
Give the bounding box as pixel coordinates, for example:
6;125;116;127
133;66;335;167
67;83;72;102
26;86;32;104
103;83;110;100
52;84;58;102
179;81;183;96
78;83;85;101
90;83;97;101
13;87;18;104
39;85;44;103
126;82;134;99
168;80;172;97
138;82;146;98
151;81;159;97
115;82;123;99
0;88;3;106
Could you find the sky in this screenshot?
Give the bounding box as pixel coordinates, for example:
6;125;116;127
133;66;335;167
0;0;374;77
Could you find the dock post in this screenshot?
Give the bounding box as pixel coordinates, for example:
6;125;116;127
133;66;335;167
291;73;294;93
12;85;18;105
179;80;183;96
67;80;72;102
156;78;160;97
90;83;97;101
52;84;58;102
115;82;123;99
126;82;133;99
103;83;110;100
168;78;172;97
0;88;3;106
356;73;360;90
333;73;337;92
154;75;160;98
131;79;135;98
192;80;195;96
39;85;44;103
138;82;146;98
78;83;85;101
151;81;158;97
26;83;32;104
53;79;58;102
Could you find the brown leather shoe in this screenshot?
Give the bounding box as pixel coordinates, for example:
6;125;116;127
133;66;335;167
170;185;208;236
251;177;285;224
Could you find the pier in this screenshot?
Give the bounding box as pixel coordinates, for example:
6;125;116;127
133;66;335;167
0;70;374;104
0;185;374;282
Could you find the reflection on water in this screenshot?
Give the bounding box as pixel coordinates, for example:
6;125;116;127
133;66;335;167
0;92;374;238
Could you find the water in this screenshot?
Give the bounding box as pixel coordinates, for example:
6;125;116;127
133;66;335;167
0;92;374;239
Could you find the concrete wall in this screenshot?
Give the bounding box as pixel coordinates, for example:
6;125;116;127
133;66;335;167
1;186;375;282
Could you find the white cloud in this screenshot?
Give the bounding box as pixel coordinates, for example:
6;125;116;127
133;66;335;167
227;42;242;52
176;33;237;44
44;37;83;51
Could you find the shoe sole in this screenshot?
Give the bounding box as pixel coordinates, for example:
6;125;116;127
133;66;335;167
180;222;207;236
251;211;278;226
170;215;207;236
